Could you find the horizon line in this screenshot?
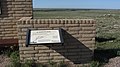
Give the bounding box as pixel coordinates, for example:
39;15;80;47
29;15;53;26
33;8;120;10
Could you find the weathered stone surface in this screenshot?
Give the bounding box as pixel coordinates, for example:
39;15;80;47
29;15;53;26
35;53;49;57
15;9;95;67
0;0;32;39
35;46;50;50
19;47;34;51
20;54;34;57
23;51;38;54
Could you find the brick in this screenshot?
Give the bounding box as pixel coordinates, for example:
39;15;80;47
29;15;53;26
2;31;13;34
50;53;61;56
82;34;95;38
15;5;26;8
64;59;71;62
39;50;53;53
7;5;14;8
72;34;82;38
65;24;79;27
18;32;26;36
67;31;79;35
39;57;52;60
20;54;34;58
53;56;65;59
85;45;95;49
2;37;13;39
1;25;12;28
19;51;23;54
20;57;24;60
82;41;95;45
1;20;11;22
13;14;25;17
0;35;4;37
15;0;25;2
34;24;49;28
25;57;39;60
24;51;38;54
81;20;94;24
37;28;52;30
18;40;26;43
49;24;64;27
80;24;93;27
52;60;63;62
35;53;49;57
79;31;93;34
21;28;28;32
4;28;16;31
24;2;32;5
19;43;24;46
61;27;68;30
35;46;49;50
82;27;95;31
12;2;23;5
4;34;17;37
78;38;92;41
19;47;34;51
53;50;67;53
68;27;82;31
15;11;25;14
12;8;23;11
18;25;33;28
21;36;26;39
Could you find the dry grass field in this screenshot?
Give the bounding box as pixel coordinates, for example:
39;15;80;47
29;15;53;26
1;9;119;67
33;9;120;49
33;9;120;66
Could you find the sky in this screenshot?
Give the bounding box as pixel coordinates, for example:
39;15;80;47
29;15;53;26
33;0;120;9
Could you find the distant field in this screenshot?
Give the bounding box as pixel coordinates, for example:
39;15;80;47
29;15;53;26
33;9;120;19
33;9;120;49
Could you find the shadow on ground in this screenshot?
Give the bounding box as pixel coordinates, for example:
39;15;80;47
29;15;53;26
95;37;120;63
94;49;120;63
96;37;116;42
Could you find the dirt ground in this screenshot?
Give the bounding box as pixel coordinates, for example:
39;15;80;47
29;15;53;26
0;55;11;67
104;57;120;67
0;54;120;67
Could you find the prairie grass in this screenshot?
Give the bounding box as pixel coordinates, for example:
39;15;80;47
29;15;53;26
33;9;120;50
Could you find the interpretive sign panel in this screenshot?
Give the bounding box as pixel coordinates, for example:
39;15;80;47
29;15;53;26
26;29;63;45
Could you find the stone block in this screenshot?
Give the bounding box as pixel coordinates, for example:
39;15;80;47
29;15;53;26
34;24;49;28
50;53;61;56
23;51;38;54
35;46;49;50
69;27;82;31
19;47;34;51
49;24;64;27
20;54;34;57
35;53;49;57
39;57;52;60
65;24;79;27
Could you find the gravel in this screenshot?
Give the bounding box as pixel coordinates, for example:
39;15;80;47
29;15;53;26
0;54;120;67
104;57;120;67
0;55;11;67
